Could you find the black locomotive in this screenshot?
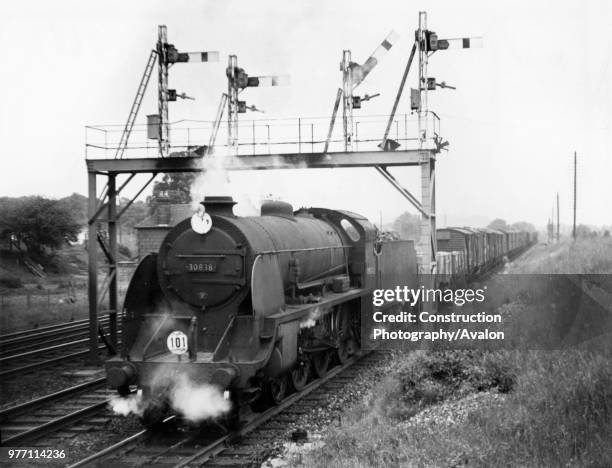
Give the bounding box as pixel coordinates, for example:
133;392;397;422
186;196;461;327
105;196;416;425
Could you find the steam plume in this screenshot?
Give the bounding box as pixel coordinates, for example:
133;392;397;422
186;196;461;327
109;391;144;417
299;306;322;329
169;374;231;423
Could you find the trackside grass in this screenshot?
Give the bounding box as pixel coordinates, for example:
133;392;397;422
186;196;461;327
515;237;612;274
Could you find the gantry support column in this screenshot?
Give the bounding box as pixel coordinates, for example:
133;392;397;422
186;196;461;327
416;11;436;277
419;154;437;319
87;172;99;364
420;155;436;274
107;173;118;348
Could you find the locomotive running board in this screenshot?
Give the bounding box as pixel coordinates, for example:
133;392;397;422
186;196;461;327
267;288;369;324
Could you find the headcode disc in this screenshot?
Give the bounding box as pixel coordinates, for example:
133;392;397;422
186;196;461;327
191;212;212;234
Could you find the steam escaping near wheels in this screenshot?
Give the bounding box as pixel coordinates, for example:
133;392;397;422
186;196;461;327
169;374;231;423
109;392;144;417
108;372;232;424
299;306;323;329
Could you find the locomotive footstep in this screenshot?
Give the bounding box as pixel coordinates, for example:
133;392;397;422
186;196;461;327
268;375;288;405
311;351;331;378
337;338;358;364
249;375;288;412
290;360;310;391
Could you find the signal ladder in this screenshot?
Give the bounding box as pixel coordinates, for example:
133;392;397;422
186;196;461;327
114;50;157;159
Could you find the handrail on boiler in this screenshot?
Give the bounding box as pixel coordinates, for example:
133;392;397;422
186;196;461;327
257;245;352;256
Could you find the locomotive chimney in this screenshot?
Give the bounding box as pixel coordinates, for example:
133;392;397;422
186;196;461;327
201;196;236;216
155;192;172;225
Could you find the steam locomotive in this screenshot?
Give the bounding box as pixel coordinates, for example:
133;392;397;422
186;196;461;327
105;196;416;426
105;196;534;426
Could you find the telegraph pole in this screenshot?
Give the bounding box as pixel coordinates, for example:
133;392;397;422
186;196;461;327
551;207;555;243
573;151;577;240
547;215;553;243
556;192;560;242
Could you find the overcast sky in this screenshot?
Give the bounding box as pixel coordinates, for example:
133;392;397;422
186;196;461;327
1;0;610;228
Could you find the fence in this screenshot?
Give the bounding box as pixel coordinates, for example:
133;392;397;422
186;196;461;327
85;112;442;159
0;262;137;314
0;286;128;313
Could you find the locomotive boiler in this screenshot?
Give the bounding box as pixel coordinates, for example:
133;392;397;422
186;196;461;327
105;196;417;426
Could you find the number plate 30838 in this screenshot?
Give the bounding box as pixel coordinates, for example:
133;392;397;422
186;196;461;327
185;262;217;272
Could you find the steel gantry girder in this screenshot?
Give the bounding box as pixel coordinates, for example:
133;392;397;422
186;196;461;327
86;150;431;174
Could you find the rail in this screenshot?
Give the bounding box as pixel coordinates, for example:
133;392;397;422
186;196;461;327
1;379;114;446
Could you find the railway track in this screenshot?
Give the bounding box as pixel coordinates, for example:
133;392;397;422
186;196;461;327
0;316;118;379
0;317;112;356
0;378;110;445
0;341;109;379
474;243;535;284
69;352;383;468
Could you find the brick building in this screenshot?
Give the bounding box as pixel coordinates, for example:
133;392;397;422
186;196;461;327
135;200;192;259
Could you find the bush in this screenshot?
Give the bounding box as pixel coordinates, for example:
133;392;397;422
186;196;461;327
0;276;23;289
466;352;517;393
375;351;517;421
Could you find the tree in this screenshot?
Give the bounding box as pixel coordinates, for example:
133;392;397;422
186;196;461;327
58;193;88;225
117;198;148;230
575;224;593;238
488;218;509;230
392;212;421;240
510;221;536;232
150;173;196;205
0;197;26;244
3;197;80;256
